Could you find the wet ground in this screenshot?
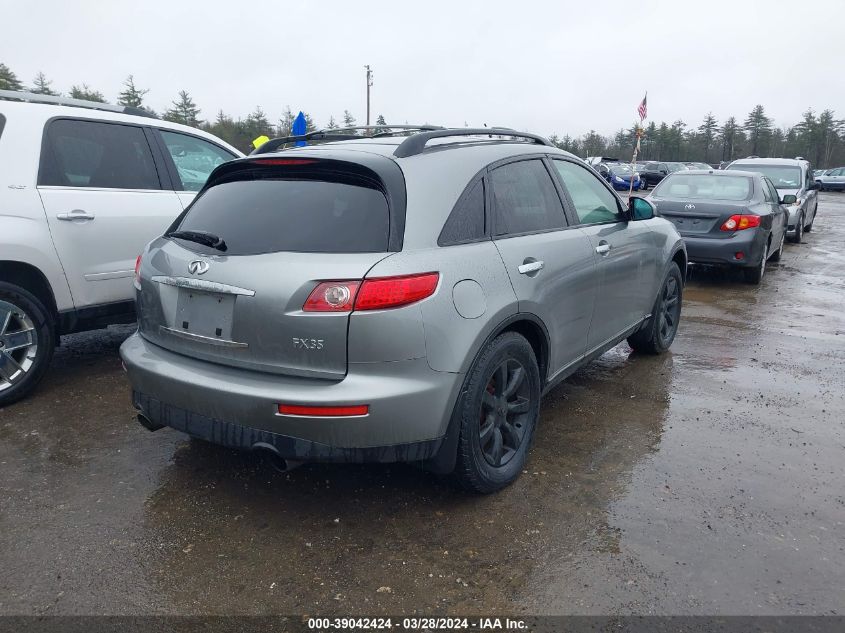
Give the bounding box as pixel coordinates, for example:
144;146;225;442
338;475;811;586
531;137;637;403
1;194;843;616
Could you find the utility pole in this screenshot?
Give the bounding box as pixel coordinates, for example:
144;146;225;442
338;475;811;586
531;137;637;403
365;65;373;127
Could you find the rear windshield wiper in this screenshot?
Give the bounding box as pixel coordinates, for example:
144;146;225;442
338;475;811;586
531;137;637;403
165;229;228;252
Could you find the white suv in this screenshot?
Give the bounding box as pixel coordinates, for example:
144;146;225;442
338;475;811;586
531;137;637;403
0;91;242;405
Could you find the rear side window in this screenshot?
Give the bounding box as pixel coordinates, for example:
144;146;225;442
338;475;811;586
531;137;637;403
490;160;566;235
176;173;390;255
439;179;486;245
38;119;160;189
159;130;235;192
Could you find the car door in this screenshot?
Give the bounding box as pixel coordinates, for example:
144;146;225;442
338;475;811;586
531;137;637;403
152;128;238;208
488;157;598;376
763;178;787;248
550;158;655;353
37;118;184;309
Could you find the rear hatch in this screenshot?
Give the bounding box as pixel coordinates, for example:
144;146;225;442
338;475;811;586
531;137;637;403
136;153;406;379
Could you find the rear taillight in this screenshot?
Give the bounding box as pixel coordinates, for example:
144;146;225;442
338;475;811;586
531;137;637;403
133;255;142;290
355;272;440;311
302;273;439;313
303;281;361;312
720;215;761;231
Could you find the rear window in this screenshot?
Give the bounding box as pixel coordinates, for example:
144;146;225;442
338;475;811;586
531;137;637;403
653;174;752;201
176;173;390;255
727;164;801;189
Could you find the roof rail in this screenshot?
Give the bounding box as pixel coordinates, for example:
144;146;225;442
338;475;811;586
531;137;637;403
393;128;553;158
250;124;444;155
0;89;158;119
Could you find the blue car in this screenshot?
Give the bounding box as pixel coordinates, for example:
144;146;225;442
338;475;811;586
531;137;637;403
596;162;644;191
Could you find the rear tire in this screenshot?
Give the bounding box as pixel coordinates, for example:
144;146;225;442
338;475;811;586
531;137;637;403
453;332;541;494
627;262;683;354
743;241;768;285
0;282;56;407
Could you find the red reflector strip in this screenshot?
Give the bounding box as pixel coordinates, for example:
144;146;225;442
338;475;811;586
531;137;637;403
251;158;316;166
278;404;369;417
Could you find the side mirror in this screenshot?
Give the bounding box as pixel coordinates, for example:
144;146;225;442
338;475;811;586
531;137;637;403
628;196;655;221
780;194;797;205
811;182;821;191
660;169;668;175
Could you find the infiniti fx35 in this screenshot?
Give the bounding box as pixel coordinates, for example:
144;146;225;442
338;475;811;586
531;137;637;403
121;127;687;493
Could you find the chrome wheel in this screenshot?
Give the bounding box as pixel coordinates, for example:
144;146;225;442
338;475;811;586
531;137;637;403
478;358;531;467
657;275;681;346
0;300;38;393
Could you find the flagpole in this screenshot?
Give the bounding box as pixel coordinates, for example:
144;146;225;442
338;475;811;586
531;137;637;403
629;91;647;197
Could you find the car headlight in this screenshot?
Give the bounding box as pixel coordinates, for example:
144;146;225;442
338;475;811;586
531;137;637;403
614;176;624;183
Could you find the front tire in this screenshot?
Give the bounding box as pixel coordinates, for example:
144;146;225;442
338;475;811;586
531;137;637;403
627;262;683;354
453;332;541;494
0;282;56;407
792;214;804;243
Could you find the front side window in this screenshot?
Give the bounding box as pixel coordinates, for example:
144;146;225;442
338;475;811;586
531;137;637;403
489;160;567;235
38;119;160;189
159;130;235;192
552;159;622;225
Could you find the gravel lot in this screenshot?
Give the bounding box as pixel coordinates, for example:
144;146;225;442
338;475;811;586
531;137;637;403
1;193;843;616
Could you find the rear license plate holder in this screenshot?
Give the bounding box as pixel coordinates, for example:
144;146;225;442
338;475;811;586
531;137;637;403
175;289;236;340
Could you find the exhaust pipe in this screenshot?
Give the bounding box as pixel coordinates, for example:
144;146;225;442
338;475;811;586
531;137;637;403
137;413;165;432
252;442;302;472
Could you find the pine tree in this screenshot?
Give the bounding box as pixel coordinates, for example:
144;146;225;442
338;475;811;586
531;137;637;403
244;106;273;138
163;90;201;127
326;115;339;130
0;63;23;90
70;84;106;102
743;105;772;156
278;106;295;137
304;112;317;133
117;75;149;108
719;117;742;162
342;110;357;133
374;114;388;134
697;113;718;162
31;72;59;96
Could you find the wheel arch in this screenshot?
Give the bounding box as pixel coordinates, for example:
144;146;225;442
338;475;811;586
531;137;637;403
0;260;58;321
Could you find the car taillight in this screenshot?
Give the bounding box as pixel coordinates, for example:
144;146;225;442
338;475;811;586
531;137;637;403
251;158;316;166
355;272;440;311
301;273;439;313
133;255;142;290
303;281;361;312
720;215;761;231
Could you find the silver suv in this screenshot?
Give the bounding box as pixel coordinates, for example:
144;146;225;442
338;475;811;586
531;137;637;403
121;127;687;493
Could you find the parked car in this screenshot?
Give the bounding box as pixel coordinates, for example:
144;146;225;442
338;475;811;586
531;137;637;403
596;162;644;190
684;162;711;170
584;156;619;167
725;157;818;242
815;166;845;191
813;169;828;179
638;161;686;188
0;90;242;405
121;127;687;493
648;170;788;284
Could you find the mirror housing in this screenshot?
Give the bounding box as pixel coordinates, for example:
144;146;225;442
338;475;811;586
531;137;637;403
628;196;655;221
780;194;798;205
660;169;668;175
810;181;821;191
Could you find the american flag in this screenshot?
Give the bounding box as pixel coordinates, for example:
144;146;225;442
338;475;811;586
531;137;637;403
637;93;648;121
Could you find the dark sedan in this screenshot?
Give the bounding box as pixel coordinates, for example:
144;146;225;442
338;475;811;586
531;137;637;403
648;170;789;284
638;161;686;189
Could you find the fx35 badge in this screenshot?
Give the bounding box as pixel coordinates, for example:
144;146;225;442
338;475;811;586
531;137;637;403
293;337;324;350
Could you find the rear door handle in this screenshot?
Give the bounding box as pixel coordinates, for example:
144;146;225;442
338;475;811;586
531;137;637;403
595;243;612;255
517;260;544;274
57;209;95;221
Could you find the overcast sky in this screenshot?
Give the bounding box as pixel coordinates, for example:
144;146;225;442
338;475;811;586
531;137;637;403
4;0;843;137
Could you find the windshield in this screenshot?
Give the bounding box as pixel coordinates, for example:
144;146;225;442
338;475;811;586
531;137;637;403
728;164;801;189
652;174;753;201
686;163;710;170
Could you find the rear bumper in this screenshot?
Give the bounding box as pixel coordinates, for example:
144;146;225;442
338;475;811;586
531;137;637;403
120;332;463;461
682;230;765;266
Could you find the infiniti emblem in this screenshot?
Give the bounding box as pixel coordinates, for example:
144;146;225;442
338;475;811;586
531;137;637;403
684;203;696;210
188;260;210;275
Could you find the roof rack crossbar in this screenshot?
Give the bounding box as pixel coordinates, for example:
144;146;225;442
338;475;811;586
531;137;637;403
250;124;445;155
0;89;158;119
393;128;553;158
